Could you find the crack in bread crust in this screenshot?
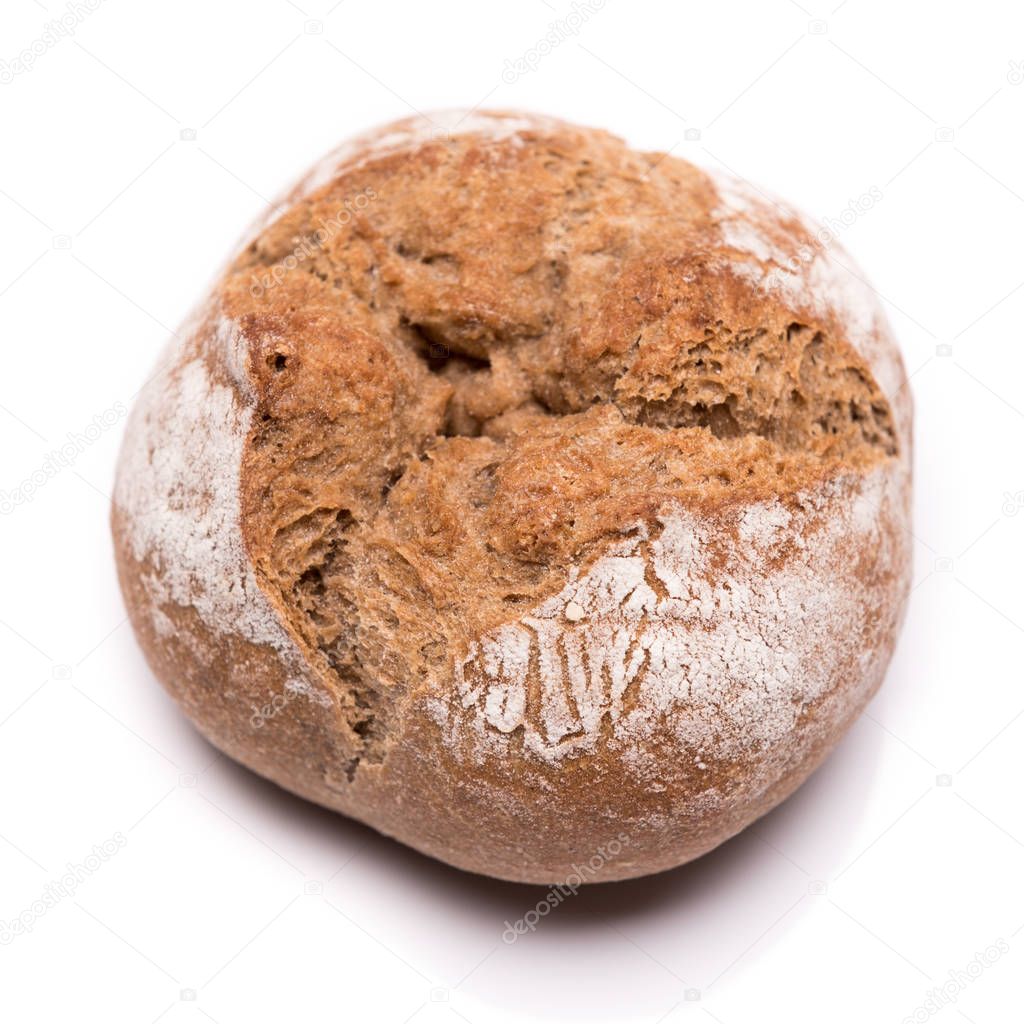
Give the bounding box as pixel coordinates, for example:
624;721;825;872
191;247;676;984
222;113;907;784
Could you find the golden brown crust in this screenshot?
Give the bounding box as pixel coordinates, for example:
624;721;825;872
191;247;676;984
112;112;912;883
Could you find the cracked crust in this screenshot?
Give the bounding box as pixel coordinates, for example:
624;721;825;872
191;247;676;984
112;111;912;883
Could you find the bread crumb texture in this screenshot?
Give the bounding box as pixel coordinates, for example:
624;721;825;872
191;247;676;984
113;111;912;882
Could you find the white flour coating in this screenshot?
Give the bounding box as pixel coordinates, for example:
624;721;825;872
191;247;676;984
433;463;905;776
114;313;305;664
711;169;907;429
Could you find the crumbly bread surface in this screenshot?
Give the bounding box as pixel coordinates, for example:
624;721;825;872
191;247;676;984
113;111;912;882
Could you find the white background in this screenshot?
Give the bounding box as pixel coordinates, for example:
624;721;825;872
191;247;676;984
1;0;1023;1021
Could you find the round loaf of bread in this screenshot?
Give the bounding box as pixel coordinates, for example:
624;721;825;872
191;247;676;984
112;111;912;883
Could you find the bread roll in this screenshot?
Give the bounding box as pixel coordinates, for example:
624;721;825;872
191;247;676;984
112;111;912;883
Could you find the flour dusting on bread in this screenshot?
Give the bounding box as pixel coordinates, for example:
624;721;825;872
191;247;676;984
712;169;907;425
113;313;298;657
438;463;903;775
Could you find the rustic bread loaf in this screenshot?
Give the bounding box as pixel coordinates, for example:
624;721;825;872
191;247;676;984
112;111;912;883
